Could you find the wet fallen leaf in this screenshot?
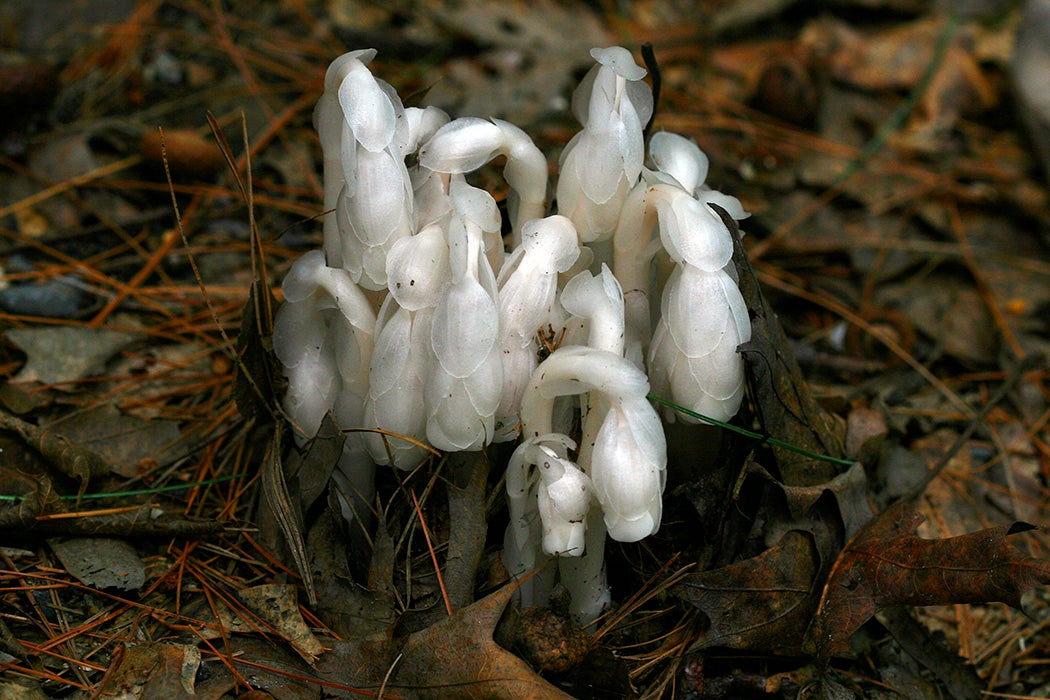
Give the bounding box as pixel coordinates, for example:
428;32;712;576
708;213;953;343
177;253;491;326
724;205;846;487
5;326;141;385
49;537;145;592
238;584;325;663
806;501;1050;662
675;530;820;655
93;642;232;700
44;403;182;478
751;461;873;545
234;278;277;423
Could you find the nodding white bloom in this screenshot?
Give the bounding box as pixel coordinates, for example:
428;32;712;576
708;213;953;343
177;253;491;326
273;250;376;439
314;49;375;268
494;215;580;441
506;436;591;556
642;132;752;423
648;131;708;194
557;46;653;243
425;180;503;452
385;223;450;311
519;346;665;540
590;391;666;540
514;345;665;622
317;49;414;290
612;133;751;363
419;117;547;244
274;250;378;524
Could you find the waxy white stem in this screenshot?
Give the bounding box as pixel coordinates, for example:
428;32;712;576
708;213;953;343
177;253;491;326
419;117;547;246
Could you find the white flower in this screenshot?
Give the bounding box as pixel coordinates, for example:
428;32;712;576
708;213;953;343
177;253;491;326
519;346;665;541
648;264;751;423
556;46;652;243
589;393;666;541
509;437;591;556
537;450;591;555
425;181;503;451
648;131;708;194
273;250;375;440
314;49;377;267
385;223;450;311
559;264;625;356
317;50;414;290
494;215;580;441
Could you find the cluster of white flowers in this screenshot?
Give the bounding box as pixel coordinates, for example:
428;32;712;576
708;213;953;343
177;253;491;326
273;46;751;624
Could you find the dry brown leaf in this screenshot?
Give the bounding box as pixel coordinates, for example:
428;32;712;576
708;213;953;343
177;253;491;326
806;501;1050;663
675;530;820;655
316;582;572;699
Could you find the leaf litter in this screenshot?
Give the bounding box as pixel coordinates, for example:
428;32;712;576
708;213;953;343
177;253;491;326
0;0;1048;698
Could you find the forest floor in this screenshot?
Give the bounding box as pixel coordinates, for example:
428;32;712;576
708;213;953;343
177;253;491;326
0;1;1048;698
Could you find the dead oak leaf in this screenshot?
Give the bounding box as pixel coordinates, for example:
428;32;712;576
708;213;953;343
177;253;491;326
317;582;572;699
393;582;573;699
806;501;1050;662
674;530;820;655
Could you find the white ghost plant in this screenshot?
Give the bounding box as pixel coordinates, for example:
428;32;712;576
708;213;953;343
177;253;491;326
278;45;752;625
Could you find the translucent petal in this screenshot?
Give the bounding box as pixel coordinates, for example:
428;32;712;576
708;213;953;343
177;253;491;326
649;132;708;193
403;105;450;154
323;49;376;94
685;350;745;402
386;225;450;310
375;77;410;151
283;356;337;438
273;299;325;369
499;263;557;338
465;363;503;426
537;454;590;555
345;148;413;247
281;250;325;302
646;320;674;398
722;272;752;343
313;265;375;334
662;196;733;270
450;179;501;232
663;266;734;359
584;67;619;131
570;64;599;126
337;59;397;153
368;304;413;396
589;46;647;81
590;400;664;542
618;100;646;184
339;121;357;191
418;118;502;173
425;356;498;451
432;277;498;378
698;189;749;220
624;79;654;131
520;215;580;272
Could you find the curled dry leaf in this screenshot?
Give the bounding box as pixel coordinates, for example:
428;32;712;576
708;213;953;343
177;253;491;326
806;501;1050;663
